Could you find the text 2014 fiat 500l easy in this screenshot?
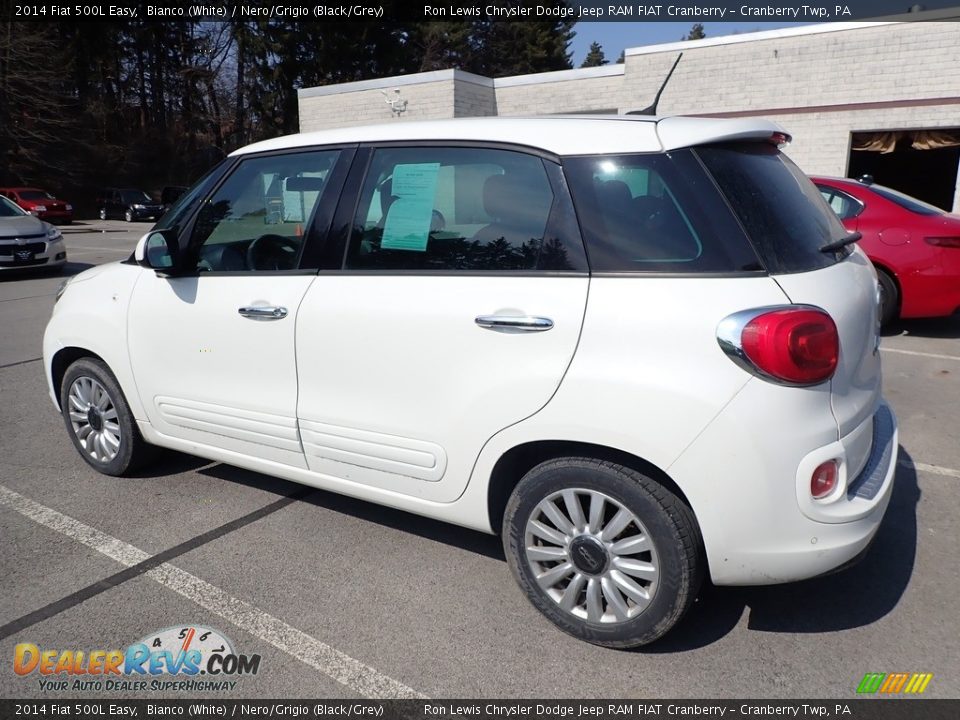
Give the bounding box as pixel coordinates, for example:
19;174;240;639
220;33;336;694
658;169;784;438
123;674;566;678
44;116;897;647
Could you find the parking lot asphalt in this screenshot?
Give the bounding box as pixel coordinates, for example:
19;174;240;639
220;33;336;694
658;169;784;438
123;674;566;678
1;220;958;700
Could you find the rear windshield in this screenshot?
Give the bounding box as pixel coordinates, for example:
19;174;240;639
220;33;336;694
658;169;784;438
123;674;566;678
696;143;851;274
564;150;761;273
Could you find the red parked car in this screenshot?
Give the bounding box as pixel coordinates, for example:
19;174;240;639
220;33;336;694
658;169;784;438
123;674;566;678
0;187;74;224
813;176;960;324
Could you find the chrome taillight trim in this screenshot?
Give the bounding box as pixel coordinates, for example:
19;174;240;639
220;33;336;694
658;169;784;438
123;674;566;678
716;304;835;388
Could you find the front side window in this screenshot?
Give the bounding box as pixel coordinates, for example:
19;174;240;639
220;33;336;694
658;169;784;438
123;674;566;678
346;147;574;271
189;150;339;272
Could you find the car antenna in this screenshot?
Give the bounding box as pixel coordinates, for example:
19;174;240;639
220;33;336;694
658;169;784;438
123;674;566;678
626;52;683;116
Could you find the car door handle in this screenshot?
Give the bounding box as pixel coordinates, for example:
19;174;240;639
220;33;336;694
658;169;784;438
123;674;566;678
475;315;554;332
238;306;288;320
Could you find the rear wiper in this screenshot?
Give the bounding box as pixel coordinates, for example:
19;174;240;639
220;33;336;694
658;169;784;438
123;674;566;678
820;231;862;254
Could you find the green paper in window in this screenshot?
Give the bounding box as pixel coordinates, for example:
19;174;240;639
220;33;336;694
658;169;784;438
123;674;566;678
381;163;440;252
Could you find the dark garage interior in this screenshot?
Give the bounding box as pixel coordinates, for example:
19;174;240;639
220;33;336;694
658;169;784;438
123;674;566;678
848;129;960;212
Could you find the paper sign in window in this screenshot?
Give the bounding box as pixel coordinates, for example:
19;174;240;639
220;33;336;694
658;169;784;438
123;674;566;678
381;163;440;251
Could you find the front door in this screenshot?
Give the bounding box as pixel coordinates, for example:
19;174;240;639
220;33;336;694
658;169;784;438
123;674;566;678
128;149;346;467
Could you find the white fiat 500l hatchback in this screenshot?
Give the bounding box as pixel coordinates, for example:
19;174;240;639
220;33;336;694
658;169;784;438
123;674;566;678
44;116;897;648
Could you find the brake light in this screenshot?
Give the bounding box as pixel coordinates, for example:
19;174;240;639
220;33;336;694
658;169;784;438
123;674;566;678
769;132;791;147
811;460;839;499
925;236;960;248
722;307;839;385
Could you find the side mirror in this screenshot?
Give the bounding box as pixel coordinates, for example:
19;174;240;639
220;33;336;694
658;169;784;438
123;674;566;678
135;230;180;275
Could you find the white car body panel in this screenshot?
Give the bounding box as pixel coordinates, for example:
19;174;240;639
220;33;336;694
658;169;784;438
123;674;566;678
126;273;316;468
294;276;588;503
234;115;787;158
43;263;144;415
43;115;898;592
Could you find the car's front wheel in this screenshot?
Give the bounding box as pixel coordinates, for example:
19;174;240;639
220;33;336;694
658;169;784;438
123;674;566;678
124;209;134;223
99;208;107;220
503;458;703;648
60;358;157;476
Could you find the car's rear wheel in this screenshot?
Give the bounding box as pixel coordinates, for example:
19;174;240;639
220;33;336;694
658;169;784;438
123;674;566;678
877;269;899;326
60;358;157;476
503;458;703;648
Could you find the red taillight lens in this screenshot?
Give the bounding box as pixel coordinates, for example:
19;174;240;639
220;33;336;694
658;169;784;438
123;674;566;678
925;236;960;248
741;309;839;385
769;131;791;146
811;460;839;499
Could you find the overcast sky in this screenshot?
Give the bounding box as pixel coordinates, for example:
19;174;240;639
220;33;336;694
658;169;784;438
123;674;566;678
569;22;808;65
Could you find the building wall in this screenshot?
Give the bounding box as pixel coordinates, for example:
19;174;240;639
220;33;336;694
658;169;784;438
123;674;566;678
298;22;960;209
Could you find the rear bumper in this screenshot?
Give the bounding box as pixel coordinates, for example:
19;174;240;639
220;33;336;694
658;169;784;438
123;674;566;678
669;383;898;586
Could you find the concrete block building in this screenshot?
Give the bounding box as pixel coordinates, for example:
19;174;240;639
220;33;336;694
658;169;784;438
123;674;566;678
299;21;960;211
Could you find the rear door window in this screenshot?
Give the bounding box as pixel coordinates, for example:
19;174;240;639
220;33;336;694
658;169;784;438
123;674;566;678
564;150;761;273
696;143;851;273
816;185;864;221
346;146;585;272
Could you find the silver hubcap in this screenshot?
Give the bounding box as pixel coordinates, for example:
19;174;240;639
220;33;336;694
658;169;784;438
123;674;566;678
68;377;121;463
524;489;659;625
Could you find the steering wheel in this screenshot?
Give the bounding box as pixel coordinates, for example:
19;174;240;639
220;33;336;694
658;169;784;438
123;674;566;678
246;234;300;271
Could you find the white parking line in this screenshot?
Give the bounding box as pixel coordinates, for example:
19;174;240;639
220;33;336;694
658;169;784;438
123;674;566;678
0;483;426;699
881;347;960;362
898;459;960;480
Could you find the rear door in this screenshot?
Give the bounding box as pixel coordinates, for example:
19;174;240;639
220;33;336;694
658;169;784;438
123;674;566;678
295;144;590;502
697;144;882;453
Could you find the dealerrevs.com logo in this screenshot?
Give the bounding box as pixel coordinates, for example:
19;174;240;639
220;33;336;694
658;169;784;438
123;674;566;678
13;625;261;693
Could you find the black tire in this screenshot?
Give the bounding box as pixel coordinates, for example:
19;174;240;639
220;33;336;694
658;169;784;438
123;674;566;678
99;208;107;220
59;358;157;476
876;270;899;326
124;209;134;223
503;458;703;648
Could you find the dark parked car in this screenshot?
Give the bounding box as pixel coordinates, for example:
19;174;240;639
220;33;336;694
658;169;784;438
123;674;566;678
97;188;165;222
0;187;74;224
161;185;188;210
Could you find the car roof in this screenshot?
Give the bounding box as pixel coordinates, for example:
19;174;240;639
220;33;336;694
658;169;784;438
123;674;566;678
0;187;43;192
231;115;789;157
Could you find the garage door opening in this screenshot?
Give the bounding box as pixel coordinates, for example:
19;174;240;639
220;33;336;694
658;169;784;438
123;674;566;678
847;129;960;212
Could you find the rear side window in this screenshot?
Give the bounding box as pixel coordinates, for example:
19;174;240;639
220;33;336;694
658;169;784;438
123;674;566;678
697;143;851;274
564;150;761;273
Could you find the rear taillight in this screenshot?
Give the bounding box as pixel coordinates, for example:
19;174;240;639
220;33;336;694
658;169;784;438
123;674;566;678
924;236;960;248
718;306;839;386
811;460;839;499
769;131;791;147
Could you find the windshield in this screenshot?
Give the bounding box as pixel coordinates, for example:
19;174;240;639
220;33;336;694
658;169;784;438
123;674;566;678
154;161;226;231
0;196;27;217
870;185;944;216
121;190;152;204
19;190;55;200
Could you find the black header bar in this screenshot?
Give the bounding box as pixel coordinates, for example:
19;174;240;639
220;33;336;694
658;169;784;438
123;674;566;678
4;1;960;23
